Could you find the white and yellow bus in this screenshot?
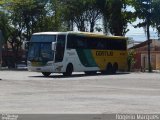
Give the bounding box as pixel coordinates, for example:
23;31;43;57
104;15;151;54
27;32;128;76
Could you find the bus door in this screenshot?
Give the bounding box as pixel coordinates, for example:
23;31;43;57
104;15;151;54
55;35;66;71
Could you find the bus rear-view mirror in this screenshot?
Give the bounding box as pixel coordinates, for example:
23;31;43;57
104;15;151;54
52;42;56;51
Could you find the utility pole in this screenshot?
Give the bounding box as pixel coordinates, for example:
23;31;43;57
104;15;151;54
0;30;2;68
146;0;152;72
142;0;152;72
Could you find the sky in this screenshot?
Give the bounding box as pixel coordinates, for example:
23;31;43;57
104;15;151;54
126;21;158;42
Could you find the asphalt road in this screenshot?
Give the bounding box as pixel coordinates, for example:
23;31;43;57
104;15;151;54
0;70;160;114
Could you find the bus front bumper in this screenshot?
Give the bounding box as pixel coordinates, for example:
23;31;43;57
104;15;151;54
27;65;55;73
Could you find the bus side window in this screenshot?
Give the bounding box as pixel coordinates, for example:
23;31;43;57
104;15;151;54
55;35;66;62
87;37;98;49
77;36;87;49
67;34;77;49
97;38;105;50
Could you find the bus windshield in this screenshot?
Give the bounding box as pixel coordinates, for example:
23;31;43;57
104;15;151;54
28;35;56;62
31;34;56;42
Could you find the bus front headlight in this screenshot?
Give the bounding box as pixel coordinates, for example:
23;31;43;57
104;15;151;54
46;62;53;66
27;61;31;66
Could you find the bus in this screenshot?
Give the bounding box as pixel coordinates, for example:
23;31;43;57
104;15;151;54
26;32;127;76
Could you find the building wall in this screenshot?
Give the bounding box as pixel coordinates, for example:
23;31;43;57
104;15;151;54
132;40;160;70
156;54;160;70
134;52;141;69
141;53;147;69
134;51;160;70
151;54;156;69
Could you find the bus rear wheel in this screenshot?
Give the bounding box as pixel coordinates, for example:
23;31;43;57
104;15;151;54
112;63;118;74
42;72;51;77
63;64;73;76
106;63;113;74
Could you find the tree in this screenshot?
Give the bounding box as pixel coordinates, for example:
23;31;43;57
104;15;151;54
107;0;136;36
96;0;136;36
0;0;49;67
0;11;10;44
152;0;160;37
0;11;20;67
96;0;110;34
62;0;101;32
85;0;102;32
49;0;66;31
133;0;152;72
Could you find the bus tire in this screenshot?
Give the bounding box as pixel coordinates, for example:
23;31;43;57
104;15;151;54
63;64;73;76
106;63;113;74
42;72;51;77
112;63;118;74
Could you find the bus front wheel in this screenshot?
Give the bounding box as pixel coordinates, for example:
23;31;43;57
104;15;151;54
42;72;51;77
63;64;73;76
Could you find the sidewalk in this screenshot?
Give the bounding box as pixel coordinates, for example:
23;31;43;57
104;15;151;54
0;64;27;71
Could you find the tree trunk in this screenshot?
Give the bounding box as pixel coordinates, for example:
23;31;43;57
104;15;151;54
90;22;95;32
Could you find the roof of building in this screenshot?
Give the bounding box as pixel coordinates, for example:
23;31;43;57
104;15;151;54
129;40;153;49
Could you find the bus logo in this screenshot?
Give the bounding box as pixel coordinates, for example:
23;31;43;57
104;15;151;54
96;51;113;56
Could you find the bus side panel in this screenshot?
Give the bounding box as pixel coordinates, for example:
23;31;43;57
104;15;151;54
64;49;100;72
91;50;128;71
76;49;97;67
66;49;127;72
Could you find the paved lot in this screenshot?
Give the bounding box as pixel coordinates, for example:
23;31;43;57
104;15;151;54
0;70;160;114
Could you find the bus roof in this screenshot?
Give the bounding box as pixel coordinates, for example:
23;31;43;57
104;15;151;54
33;32;67;35
33;31;127;40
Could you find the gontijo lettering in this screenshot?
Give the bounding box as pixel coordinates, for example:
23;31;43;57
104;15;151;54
96;51;113;56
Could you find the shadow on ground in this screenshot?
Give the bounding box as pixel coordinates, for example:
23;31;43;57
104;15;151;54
29;72;130;79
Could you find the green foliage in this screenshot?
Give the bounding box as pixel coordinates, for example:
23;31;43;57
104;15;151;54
152;0;160;37
0;11;10;43
1;0;138;39
132;0;154;29
127;49;136;72
108;0;124;36
96;0;110;34
0;0;48;67
95;0;136;36
62;0;102;32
